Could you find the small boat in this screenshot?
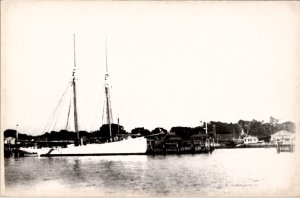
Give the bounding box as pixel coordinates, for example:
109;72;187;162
18;149;39;157
17;146;51;157
19;36;147;156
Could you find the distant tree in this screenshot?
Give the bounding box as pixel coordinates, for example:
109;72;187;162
237;119;273;138
170;126;192;139
191;126;205;135
3;118;295;143
90;130;101;138
4;129;33;140
58;130;76;140
270;116;279;126
131;127;150;136
237;124;245;137
238;120;253;135
99;124;127;140
49;131;59;140
40;132;51;140
151;127;167;135
279;121;295;132
4;129;16;138
18;133;33;140
269;121;295;133
79;130;89;137
210;121;233;134
248;119;262;137
269;116;279;134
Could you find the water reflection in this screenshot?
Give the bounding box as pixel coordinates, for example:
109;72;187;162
4;149;297;196
72;159;83;180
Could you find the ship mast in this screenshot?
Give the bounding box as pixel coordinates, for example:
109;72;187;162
73;34;80;146
104;38;113;141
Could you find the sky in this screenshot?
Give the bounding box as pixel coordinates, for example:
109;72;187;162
1;1;300;135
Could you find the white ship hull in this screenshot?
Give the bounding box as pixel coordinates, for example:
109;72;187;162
19;137;147;157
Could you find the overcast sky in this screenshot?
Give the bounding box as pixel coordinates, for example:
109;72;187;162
1;1;300;135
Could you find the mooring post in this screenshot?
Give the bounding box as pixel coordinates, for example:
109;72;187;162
191;142;195;154
176;143;181;155
276;141;280;153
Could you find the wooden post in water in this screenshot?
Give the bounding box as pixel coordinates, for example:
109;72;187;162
191;141;195;154
176;142;181;155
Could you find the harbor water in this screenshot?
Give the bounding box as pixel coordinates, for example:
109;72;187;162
4;148;298;197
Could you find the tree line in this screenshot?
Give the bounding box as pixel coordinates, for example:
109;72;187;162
3;117;296;141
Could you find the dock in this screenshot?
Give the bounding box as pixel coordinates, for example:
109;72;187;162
276;142;294;153
146;132;214;155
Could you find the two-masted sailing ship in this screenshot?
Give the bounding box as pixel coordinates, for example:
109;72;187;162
19;36;147;156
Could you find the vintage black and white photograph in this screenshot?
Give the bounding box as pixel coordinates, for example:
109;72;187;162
1;0;300;197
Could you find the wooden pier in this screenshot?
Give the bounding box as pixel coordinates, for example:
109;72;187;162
146;132;214;155
276;142;294;153
5;132;215;157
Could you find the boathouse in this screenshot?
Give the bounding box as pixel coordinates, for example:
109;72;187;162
271;130;295;144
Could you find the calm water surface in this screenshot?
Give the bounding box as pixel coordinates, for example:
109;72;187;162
4;148;298;196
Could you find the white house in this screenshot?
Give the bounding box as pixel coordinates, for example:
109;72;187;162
243;135;258;144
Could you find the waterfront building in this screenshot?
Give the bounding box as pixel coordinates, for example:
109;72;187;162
4;137;16;145
270;130;295;144
243;135;258;145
